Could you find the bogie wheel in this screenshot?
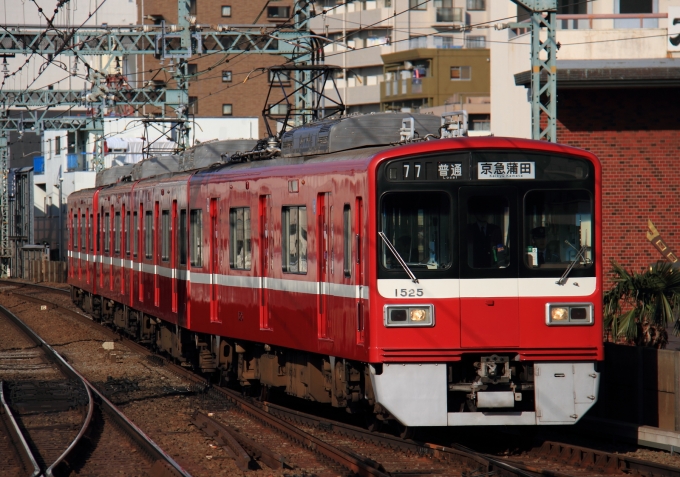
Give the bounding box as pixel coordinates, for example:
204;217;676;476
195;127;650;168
399;425;415;440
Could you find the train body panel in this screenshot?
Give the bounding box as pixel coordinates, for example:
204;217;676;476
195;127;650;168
67;115;604;427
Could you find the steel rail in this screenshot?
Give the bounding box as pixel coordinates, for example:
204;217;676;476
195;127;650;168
260;400;532;477
0;304;191;477
0;380;41;477
0;304;95;477
14;281;680;477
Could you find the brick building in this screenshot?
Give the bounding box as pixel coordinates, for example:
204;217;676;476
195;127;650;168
135;0;297;136
490;1;680;287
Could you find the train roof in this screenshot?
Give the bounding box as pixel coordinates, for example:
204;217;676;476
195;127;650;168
280;112;442;158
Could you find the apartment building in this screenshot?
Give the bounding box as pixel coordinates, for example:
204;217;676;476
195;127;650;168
136;0;296;136
311;0;491;120
490;0;680;290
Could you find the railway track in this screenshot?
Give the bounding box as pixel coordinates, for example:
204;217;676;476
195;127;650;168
0;296;190;477
3;280;680;477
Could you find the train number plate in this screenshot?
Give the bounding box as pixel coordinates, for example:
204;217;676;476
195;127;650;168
394;288;424;297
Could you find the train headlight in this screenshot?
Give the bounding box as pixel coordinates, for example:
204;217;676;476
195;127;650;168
384;305;434;327
546;303;594;325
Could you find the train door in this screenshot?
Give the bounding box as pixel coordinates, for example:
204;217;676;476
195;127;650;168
154;201;160;307
259;195;271;330
210;198;219;323
354;197;365;344
459;187;519;348
317;192;330;339
172;200;178;313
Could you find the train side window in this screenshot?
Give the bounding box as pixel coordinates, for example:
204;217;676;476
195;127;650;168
89;214;93;252
179;209;187;265
104;212;110;253
229;207;251;270
81;214;86;251
114;211;121;254
161;210;170;261
190;209;202;267
133;211;138;257
343;204;351;277
126;211;131;256
145;211;153;259
282;206;307;273
73;213;79;249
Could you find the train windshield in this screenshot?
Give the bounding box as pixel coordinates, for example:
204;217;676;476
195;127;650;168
380;192;452;271
524;190;593;269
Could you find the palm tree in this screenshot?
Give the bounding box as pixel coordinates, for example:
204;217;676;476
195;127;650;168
604;260;680;348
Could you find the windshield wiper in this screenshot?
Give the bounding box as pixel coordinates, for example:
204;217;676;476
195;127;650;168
379;232;419;283
556;240;588;286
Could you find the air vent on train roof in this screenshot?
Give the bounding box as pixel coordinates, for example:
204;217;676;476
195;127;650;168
280;112;442;158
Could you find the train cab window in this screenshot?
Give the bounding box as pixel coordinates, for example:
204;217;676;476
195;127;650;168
126;211;131;256
133;212;138;257
81;214;86;251
343;204;351;277
524;190;593;269
229;207;251;270
282;206;308;273
114;212;121;254
466;197;510;269
179;209;187;265
380;192;452;271
161;210;170;262
190;209;202;267
104;212;110;253
145;211;153;259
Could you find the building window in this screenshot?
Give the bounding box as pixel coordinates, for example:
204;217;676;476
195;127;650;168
343;205;352;277
269;104;288;115
161;210;170;261
229;207;251;270
269;70;290;84
466;0;485;11
409;0;427;10
450;66;471;81
267;6;290;18
465;36;486;48
188;96;198;115
222;104;233;116
189;0;197;15
222;70;232;82
55;136;61;155
187;63;198;75
221;5;231;17
145;211;153;259
282;206;308;274
190;209;202;267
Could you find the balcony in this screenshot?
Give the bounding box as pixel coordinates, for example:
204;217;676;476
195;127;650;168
381;77;434;101
409;35;464;50
556;12;666;30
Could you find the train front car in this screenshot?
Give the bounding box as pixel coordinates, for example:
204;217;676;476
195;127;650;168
367;137;602;427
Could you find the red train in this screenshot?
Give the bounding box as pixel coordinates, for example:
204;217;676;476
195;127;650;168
68;113;603;429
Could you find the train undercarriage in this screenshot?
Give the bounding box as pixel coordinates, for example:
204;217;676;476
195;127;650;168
72;286;599;428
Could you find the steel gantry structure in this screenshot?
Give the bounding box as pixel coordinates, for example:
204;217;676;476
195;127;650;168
0;0;322;276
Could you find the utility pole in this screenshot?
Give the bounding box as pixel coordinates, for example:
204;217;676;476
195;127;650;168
0;0;320;277
507;0;557;142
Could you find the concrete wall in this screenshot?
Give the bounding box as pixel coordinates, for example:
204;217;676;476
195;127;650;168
598;343;680;431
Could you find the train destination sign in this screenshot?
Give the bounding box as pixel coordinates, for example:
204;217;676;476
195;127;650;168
437;162;464;180
477;161;535;180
